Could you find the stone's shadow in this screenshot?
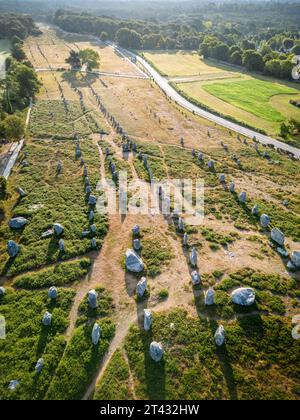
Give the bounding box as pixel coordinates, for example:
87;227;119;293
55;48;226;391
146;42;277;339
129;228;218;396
208;319;238;400
124;271;140;297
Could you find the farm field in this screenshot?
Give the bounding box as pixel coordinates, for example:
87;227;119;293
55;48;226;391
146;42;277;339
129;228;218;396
144;50;300;137
0;25;300;401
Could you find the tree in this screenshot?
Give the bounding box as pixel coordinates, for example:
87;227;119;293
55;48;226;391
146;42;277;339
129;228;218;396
280;60;293;80
241;39;256;50
14;63;41;99
212;43;229;61
291;44;300;55
11;43;26;61
243;50;265;72
100;32;109;42
230;51;243;66
283;38;294;50
265;59;282;78
65;50;81;69
79;49;100;71
1;114;25;141
116;28;142;49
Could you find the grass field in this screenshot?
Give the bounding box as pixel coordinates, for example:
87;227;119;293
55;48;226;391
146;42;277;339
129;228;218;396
143;50;300;137
203;79;299;123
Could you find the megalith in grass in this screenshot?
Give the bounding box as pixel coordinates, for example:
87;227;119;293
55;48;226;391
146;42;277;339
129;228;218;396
291;251;300;268
144;309;152;331
125;249;144;273
191;271;201;286
136;277;147;298
8;380;19;390
214;325;225;347
0;286;5;296
53;223;64;236
260;214;270;228
42;311;52;326
7;240;20;258
9;217;28;229
48;287;57;300
132;225;140;236
239;191;247;204
229;182;235;193
92;323;101;345
133;239;142;251
88;195;97;206
205;288;215;306
150;341;164;362
231;287;255;306
88;289;98;309
16;187;26;198
35;358;44;374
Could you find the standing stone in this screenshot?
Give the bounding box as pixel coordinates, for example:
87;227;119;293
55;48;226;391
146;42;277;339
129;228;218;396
291;251;300;268
58;239;65;252
90;224;97;234
53;223;64;235
205;288;215;306
0;287;5;296
125;249;144;273
42;312;52;326
214;325;225;346
8;380;20;390
92;323;101;345
150;341;164;362
7;240;20;258
88;289;98;309
260;214;270;228
48;287;57;300
198;152;203;162
231;287;255;306
190;247;198;267
133;239;142;251
192;149;196;157
252;204;259;216
35;358;44;374
136;277;147;298
239;192;247;203
9;217;28;229
183;232;188;246
219;174;226;183
144;309;152;331
88;195;97;206
83;166;88;177
85;185;92;194
89;210;94;222
178;217;185;231
191;271;201;285
229;182;235;193
208;160;215;170
271;228;285;246
91;238;97;248
16;187;26;198
57;161;62;174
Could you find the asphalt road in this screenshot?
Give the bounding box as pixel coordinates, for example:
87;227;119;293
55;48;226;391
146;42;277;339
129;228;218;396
123;49;300;159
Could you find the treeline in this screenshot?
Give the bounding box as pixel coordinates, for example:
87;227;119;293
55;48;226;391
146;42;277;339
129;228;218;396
0;12;41;39
199;31;300;81
0;14;41;142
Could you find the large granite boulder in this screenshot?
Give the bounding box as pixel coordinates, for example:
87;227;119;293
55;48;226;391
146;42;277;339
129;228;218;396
35;358;44;374
92;323;101;345
136;277;147;297
150;341;164;362
48;287;57;300
144;309;152;331
53;223;64;236
88;289;98;309
260;214;270;228
9;217;28;229
214;325;225;346
125;249;144;273
191;271;201;285
42;311;52;326
231;287;255;306
205;288;215;306
190;247;198;267
271;228;285;246
291;251;300;268
7;240;20;258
